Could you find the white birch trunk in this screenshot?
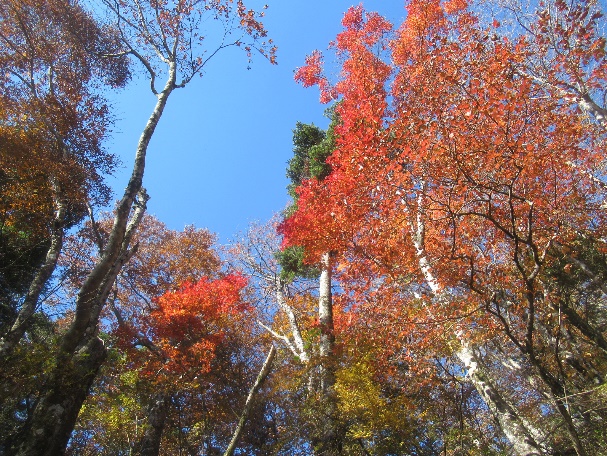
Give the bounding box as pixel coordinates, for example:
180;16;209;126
275;277;309;362
456;342;545;455
515;69;607;132
318;251;335;393
408;182;545;455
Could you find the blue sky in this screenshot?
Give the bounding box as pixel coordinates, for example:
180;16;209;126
105;1;405;243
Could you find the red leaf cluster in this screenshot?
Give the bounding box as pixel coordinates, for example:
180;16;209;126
286;0;607;355
119;274;248;381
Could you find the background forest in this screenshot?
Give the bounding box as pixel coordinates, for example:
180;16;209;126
1;0;607;455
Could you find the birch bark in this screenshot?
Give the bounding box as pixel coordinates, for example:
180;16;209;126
273;276;309;362
408;183;545;456
318;252;335;393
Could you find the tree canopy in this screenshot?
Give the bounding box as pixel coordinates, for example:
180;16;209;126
1;0;607;455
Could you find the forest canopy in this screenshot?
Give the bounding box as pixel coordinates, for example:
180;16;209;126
1;0;606;455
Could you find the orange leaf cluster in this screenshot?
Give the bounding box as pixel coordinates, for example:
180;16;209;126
119;273;248;382
286;0;607;356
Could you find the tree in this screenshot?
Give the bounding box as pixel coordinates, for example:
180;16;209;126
227;116;346;454
230;217;344;453
281;116;346;454
68;275;257;456
6;0;275;453
233;220;509;454
503;0;607;132
284;1;607;454
229;217;313;365
120;273;250;455
0;0;129;359
0;1;130;449
63;216;278;455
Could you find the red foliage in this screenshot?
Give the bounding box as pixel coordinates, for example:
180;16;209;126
285;0;607;354
118;274;248;381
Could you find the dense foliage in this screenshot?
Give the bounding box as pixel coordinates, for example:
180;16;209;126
1;0;606;454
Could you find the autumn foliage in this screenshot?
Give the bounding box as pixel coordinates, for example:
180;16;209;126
0;0;128;202
281;0;607;452
3;0;607;453
0;0;277;453
118;273;249;381
284;0;607;332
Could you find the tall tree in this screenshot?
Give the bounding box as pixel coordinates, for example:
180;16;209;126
63;215;221;456
284;1;607;454
0;0;129;358
8;0;275;453
278;116;346;455
0;1;130;447
231;217;343;453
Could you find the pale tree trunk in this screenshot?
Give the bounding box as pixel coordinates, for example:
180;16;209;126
311;251;343;456
318;252;335;393
579;92;607;132
408;181;545;456
456;343;545;455
273;276;309;362
514;69;607;132
257;276;309;363
239;233;310;362
224;345;276;456
255;246;341;453
0;188;66;359
14;64;176;456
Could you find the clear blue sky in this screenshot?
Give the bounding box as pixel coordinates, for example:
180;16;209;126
105;1;405;243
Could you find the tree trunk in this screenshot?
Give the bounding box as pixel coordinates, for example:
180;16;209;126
457;343;544;456
135;393;171;456
311;252;343;456
554;301;607;355
15;336;107;455
0;189;66;359
409;182;546;455
318;252;335;393
14;65;176;455
274;276;309;362
224;345;276;456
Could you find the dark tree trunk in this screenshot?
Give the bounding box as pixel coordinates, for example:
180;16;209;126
135;393;170;456
15;336;106;455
